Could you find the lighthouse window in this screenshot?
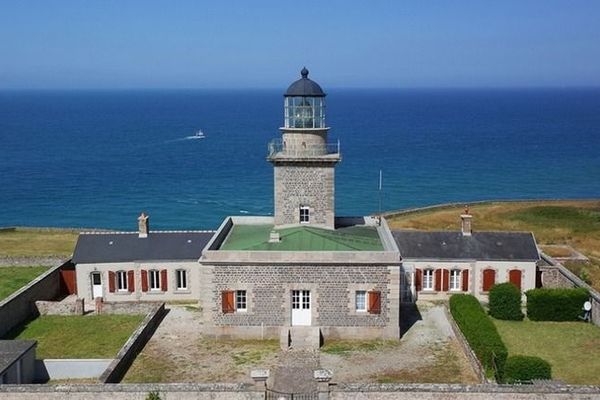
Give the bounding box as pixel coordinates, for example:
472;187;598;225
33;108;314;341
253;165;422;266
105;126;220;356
300;207;310;223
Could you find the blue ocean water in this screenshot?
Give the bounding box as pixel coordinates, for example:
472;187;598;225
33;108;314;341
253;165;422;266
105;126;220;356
1;89;599;230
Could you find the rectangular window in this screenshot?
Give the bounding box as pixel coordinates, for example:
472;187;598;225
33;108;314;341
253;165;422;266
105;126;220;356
423;269;434;290
176;269;188;290
300;206;310;223
355;290;367;312
236;290;247;311
149;270;161;291
450;270;461;291
116;271;128;291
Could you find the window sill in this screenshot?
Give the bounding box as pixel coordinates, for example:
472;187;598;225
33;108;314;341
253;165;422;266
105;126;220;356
114;291;132;295
145;291;166;295
174;290;191;294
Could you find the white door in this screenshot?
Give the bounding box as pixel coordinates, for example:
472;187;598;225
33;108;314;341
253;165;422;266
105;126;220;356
291;290;311;326
91;272;103;298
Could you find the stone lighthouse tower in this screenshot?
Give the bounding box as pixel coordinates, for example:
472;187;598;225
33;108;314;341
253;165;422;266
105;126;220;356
268;68;341;229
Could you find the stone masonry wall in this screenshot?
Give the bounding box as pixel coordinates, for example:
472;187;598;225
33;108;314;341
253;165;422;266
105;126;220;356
274;162;334;228
212;264;390;328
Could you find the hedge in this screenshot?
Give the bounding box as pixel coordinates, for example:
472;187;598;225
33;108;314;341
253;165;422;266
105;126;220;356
449;294;508;381
489;282;524;321
526;288;589;321
504;355;552;383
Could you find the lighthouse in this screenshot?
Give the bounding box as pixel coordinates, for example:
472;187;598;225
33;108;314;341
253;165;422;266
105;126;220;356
268;68;341;229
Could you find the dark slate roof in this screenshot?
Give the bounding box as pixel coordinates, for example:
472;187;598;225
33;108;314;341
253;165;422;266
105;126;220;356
0;340;36;374
72;231;215;264
392;230;539;261
285;67;326;97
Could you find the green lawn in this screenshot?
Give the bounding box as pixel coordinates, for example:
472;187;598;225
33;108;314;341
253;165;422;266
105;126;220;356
5;315;144;359
0;266;49;301
493;319;600;385
0;228;78;257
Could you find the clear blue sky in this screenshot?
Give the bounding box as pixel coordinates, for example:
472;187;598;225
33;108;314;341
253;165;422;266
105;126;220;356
1;1;599;89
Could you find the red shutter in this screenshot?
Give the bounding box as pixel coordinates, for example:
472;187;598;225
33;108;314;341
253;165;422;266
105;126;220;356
141;270;148;292
435;269;442;291
509;269;522;290
108;271;115;293
462;269;469;291
127;270;135;293
160;269;168;291
415;269;422;292
222;290;235;313
442;269;449;291
368;291;381;314
483;269;496;292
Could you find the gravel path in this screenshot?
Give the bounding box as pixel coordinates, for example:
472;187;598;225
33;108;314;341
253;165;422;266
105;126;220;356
125;301;478;385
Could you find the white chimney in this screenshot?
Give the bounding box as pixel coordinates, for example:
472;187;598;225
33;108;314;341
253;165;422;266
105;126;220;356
461;205;472;236
138;212;149;238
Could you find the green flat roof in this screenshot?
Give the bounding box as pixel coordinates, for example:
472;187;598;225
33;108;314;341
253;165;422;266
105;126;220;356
219;224;384;251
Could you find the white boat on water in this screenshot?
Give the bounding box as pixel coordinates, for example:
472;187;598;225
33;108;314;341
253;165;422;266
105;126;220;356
187;130;205;139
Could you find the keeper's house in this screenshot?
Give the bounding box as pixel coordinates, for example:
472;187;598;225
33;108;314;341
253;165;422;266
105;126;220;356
71;69;539;346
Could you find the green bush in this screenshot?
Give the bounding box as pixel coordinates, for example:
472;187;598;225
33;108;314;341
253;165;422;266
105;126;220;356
489;282;524;321
504;355;552;383
449;294;508;381
526;288;589;321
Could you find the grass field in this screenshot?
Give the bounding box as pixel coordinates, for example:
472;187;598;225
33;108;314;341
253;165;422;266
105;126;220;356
0;228;78;257
0;266;49;301
387;200;600;289
494;319;600;385
5;315;144;358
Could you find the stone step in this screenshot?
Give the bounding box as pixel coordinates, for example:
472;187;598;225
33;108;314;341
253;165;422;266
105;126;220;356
280;326;321;350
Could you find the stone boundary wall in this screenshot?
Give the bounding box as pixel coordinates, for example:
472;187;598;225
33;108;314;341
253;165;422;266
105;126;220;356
380;198;598;219
0;261;69;337
99;301;163;315
1;383;600;400
332;383;600;399
0;256;66;267
539;252;600;326
443;305;487;383
99;303;167;383
35;298;84;316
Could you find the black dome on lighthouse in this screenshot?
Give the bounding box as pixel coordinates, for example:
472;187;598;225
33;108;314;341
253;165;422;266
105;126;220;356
284;67;326;97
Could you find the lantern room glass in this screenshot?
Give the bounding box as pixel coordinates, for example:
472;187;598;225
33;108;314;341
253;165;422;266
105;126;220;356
284;96;325;128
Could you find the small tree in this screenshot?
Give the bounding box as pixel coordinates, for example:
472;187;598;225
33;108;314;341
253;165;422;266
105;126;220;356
489;282;524;321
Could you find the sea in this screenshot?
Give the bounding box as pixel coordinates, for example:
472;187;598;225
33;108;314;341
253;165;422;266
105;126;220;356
1;88;599;231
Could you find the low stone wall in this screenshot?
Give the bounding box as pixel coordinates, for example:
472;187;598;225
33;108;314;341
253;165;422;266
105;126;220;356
0;256;66;267
1;383;600;399
539;253;600;326
331;384;600;399
99;303;167;383
443;306;486;383
98;301;163;315
0;383;259;400
0;261;68;338
35;298;84;316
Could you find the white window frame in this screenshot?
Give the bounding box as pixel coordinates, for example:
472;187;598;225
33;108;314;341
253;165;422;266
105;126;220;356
116;270;128;292
149;269;161;291
450;269;461;291
236;290;247;312
299;206;310;223
423;269;434;291
355;290;367;312
176;269;188;291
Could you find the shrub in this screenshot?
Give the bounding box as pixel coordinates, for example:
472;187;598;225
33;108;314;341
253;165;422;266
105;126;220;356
526;288;589;321
504;355;552;383
489;282;524;321
449;294;508;381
